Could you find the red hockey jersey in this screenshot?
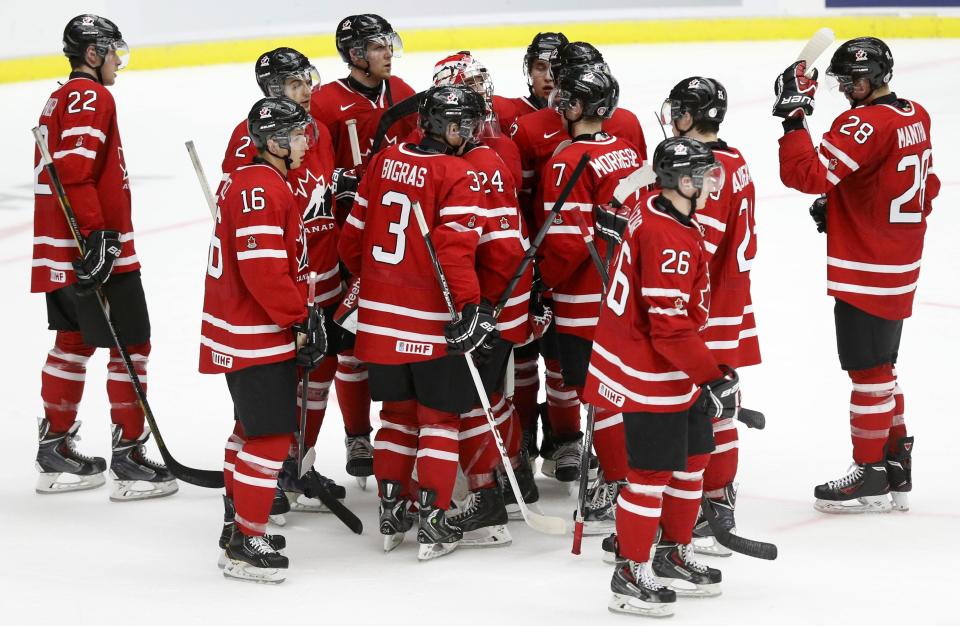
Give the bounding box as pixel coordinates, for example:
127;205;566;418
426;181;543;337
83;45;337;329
583;191;721;414
199;162;307;374
463;143;531;344
539;134;642;340
493;94;538;136
779;95;939;320
311;77;417;169
221;119;341;307
338;143;487;365
698;142;760;368
32;74;138;292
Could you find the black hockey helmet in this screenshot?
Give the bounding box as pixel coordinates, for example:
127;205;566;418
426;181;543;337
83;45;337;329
524;32;568;79
418;85;487;143
552;63;618;120
335;14;403;65
247;97;315;152
550;41;608;82
62;14;128;68
662;76;728;129
652;137;724;196
255;48;320;98
826;37;894;92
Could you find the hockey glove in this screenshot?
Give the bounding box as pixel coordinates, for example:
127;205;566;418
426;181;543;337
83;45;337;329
694;365;740;420
809;196;827;234
530;280;554;340
593;203;630;246
332;168;360;204
295;308;328;368
333;275;361;334
73;229;122;293
445;302;499;356
772;61;817;120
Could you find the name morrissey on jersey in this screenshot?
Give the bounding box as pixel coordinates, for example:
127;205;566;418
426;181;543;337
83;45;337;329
589;148;640;177
381;159;427;188
897;121;927;150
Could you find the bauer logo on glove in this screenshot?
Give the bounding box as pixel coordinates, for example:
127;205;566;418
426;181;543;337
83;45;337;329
773;61;818;119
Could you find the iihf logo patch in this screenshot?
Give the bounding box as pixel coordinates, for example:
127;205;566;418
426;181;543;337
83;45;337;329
855;49;868;62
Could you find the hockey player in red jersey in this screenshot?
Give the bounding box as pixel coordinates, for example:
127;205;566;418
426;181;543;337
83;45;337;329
220;47;351;516
497;32;569;134
202;97;327;583
539;64;641;533
660;77;759;554
585;137;733;617
338;85;495;560
774;37;938;513
311;14;417;481
32;15;177;501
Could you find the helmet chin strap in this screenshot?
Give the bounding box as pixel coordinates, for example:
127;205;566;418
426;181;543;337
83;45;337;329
267;144;294;171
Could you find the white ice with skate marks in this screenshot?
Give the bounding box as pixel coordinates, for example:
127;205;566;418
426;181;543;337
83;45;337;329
1;38;959;626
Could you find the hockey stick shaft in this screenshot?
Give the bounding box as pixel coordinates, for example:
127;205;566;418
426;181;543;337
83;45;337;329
571;403;596;554
410;201;567;535
796;27;835;78
345;119;363;167
33;127;223;488
297;272;317;478
184;140;218;218
370;91;424;155
300;473;364;534
701;494;778;560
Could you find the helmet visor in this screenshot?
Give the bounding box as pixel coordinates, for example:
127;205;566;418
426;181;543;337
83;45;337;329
109;39;130;70
456;116;483;142
824;69;855;95
694;161;725;196
365;32;403;58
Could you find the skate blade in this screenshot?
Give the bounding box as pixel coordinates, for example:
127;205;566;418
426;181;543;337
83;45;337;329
662;579;722;598
540;459;556;478
356;476;368;490
582;519;616;536
383;532;405;553
692;536;733;558
608;593;675;618
891;491;910;512
459;525;512;548
109;479;178;502
417;540;459;561
222;559;285;584
218;551;228;570
601;550;620;565
814;496;892;514
269;514;288;527
35;471;105;494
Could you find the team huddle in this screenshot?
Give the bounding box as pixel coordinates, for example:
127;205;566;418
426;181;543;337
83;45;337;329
31;12;936;618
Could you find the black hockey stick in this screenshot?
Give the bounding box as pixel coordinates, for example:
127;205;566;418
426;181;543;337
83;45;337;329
700;495;778;560
296;272;319;478
33;127;223;489
370;90;426;155
300;473;363;534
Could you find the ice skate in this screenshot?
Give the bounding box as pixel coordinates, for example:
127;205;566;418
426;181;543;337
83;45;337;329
609;559;676;618
218;495;286;569
502;453;540;521
693;482;736;557
652;541;722;597
345;434;374;489
814;462;891;514
417;489;462;561
379;480;415;552
268;485;290;526
35;419;106;494
222;528;288;584
448;483;512;548
886;436;913;512
521;427;539;472
582;473;621;536
601;533;623;564
109;425;178;501
540;434;582;482
278;458;346;513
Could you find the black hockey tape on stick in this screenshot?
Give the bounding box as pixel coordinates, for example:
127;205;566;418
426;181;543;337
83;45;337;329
701;495;778;560
300;474;363;534
33;127;224;489
738;407;766;430
370;91;426;155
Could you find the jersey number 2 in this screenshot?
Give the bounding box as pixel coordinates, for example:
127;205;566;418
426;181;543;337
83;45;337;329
889;148;932;224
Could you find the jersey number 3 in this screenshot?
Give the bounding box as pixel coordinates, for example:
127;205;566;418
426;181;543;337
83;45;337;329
372;191;411;265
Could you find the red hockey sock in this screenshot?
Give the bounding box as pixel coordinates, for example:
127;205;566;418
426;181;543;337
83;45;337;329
459;394;517;488
297;358;336;448
223;422;246;499
373;400;418;498
233;433;292;536
593;409;628;481
416;405;459;510
513;355;540;432
41;331;95;434
849;364;896;464
703;418;739;498
660;454;709;545
544;358;580;436
498;397;522;459
616;469;671;563
888;376;908;455
107;341;150;440
335;351;372;436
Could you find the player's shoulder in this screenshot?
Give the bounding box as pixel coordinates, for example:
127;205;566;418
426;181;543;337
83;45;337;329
611;106;639;125
233;163;290;193
229;118;249;140
388;76;417;98
710;142;746;167
53;76;115;109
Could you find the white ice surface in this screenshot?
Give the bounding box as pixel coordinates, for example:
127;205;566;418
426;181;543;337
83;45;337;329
1;39;958;626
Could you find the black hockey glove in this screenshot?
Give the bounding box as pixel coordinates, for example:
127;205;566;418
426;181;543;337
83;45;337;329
295;307;328;368
445;302;499;356
694;365;740;420
809;196;827;233
772;61;818;120
332;168;360;204
593;203;630;246
73;229;122;293
529;277;554;340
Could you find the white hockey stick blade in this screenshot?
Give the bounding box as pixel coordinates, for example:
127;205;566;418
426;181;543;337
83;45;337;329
298;447;317;478
795;28;835;78
612;165;656;206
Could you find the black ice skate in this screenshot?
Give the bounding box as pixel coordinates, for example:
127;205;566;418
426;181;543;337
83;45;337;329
222;528;289;584
886;436;913;512
652;541;722;597
609;559;676;618
582;473;622;536
417;488;462;561
693;482;737;557
379;480;415;552
218;495;286;569
541;433;582;482
35;418;107;494
502;454;540;521
109;425;178;502
278;458;345;513
814;461;891;514
601;533;623;565
268;485;291;526
449;482;512;548
345;434;374;489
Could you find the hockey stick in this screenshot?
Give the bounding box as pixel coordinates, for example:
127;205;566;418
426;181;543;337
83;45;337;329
184;140;218;218
738;407;766;430
345;119;363;167
370;90;425;155
796;27;835;78
300;472;364;534
297;272;319;478
410;200;568;535
33;127;224;489
700;493;777;560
